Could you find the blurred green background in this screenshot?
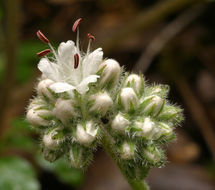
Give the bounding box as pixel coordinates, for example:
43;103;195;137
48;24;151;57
0;0;215;189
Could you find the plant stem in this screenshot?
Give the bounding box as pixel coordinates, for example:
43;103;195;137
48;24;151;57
101;126;150;190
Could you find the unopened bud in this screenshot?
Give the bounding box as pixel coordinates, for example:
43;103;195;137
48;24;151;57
121;142;135;160
135;117;156;139
26;107;52;126
119;88;139;112
111;113;130;132
155;122;173;140
124;74;143;94
89;92;113;115
53;99;76;124
69;146;83;168
43;128;63;149
149;85;169;98
42;148;62;162
37;79;55;100
143;145;163;165
140;95;164;116
98;59;120;89
69;145;93;169
158;105;183;123
76;121;99;146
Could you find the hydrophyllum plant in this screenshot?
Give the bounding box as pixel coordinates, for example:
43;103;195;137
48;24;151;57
26;18;183;190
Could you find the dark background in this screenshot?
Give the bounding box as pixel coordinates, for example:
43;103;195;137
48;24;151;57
0;0;215;189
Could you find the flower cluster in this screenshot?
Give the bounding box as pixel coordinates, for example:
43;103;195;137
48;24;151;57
26;19;183;179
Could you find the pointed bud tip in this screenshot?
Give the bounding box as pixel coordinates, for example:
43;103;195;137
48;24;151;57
72;18;82;32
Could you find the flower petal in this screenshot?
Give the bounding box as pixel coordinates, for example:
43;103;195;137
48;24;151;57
82;48;103;78
76;75;100;94
50;82;75;93
38;58;59;81
58;40;76;59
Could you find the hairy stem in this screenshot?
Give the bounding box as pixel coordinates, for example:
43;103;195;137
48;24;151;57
101;125;149;190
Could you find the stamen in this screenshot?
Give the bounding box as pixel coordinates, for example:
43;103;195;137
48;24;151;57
87;33;95;41
37;49;51;58
72;18;82;52
74;53;79;69
37;30;49;44
72;18;82;32
87;33;95;54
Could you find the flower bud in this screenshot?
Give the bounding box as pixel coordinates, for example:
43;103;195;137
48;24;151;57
154;122;173;140
149;85;169;98
121;142;135;160
143;145;163;165
43;128;63;149
158;105;183;123
76;121;99;146
26;107;52;126
69;145;93;169
119;88;139;112
135;117;156;139
53;98;76;124
124;74;143;94
98;59;120;88
37;79;55;100
89;92;113;115
111;112;130;132
42;148;62;162
140;95;164;116
69;146;84;169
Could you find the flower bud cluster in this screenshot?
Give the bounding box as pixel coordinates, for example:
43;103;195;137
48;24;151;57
26;30;183;178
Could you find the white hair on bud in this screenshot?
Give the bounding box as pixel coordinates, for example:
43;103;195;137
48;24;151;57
90;92;113;115
120;87;139;111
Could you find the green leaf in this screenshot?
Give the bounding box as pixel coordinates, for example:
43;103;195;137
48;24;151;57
0;156;40;190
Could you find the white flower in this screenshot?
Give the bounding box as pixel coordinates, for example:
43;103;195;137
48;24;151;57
76;121;99;145
38;40;103;94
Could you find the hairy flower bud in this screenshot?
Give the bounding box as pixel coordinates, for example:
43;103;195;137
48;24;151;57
135;117;156;139
121;142;135;160
119;88;139;112
89;92;113;115
26;107;52;126
76;121;99;145
140;95;164;116
158;105;183;123
111;112;130;132
124;74;143;94
143;145;163;165
43;128;63;149
155;122;173;140
37;79;55;100
98;59;120;88
53;99;76;124
69;146;83;169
